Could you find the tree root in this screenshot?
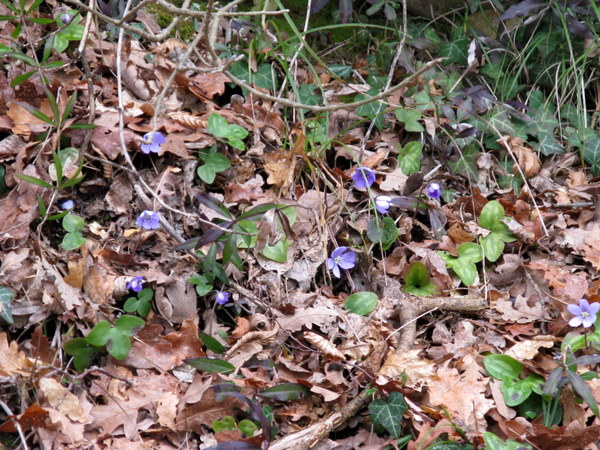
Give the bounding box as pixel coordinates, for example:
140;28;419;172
269;292;487;449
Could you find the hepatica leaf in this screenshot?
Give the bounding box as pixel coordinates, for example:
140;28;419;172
344;292;378;316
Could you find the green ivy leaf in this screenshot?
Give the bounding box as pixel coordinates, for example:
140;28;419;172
368;392;408;439
397;141;422;175
343;292;378;316
395;109;424;132
0;286;15;325
483;354;523;381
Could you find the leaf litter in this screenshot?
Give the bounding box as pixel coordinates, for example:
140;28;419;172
1;1;600;448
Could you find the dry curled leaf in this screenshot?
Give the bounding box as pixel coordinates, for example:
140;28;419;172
304;331;345;360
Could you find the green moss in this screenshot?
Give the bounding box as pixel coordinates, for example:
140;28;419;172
144;0;197;41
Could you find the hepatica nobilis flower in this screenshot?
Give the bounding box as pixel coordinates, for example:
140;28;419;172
375;195;392;214
140;131;166;154
216;291;230;305
352;167;376;189
327;246;356;278
427;182;442;199
568;299;600;328
127;276;144;293
136;210;160;230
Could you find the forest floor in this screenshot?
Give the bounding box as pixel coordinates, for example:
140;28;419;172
1;1;600;449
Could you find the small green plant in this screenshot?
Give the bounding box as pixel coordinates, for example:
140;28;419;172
123;288;153;318
61;213;86;250
64;315;145;371
483;431;532;450
207;113;249;151
48;10;84;55
397;141;422;176
367;216;398;250
212;415;259;438
402;261;438;296
438;242;482;286
197;145;231;184
395;109;424;133
483;354;546;410
478;200;516;263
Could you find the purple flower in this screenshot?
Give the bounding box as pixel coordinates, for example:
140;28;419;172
216;291;230;305
375;195;392;214
352;167;376;189
136;210;160;230
60;199;75;210
140;131;166;154
427;182;442;199
327;246;357;278
568;299;600;328
127;276;144;293
61;12;73;24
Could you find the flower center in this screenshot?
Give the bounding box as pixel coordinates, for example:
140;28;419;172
583;312;590;318
334;256;343;264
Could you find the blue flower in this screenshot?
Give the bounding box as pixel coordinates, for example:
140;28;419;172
216;291;230;305
60;199;75;210
427;182;442;199
136;210;160;230
375;195;392;214
352;167;376;189
568;299;600;328
127;276;144;293
327;246;357;278
140;131;166;154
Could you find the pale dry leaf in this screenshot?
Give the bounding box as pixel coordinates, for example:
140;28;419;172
427;364;494;435
156;391;178;429
376;349;435;389
0;332;34;376
39;377;88;423
277;304;341;333
505;337;555;360
493;295;545;323
304;331;345;360
310;385;341;402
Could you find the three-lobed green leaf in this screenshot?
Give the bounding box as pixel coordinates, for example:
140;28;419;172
207;113;249;151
